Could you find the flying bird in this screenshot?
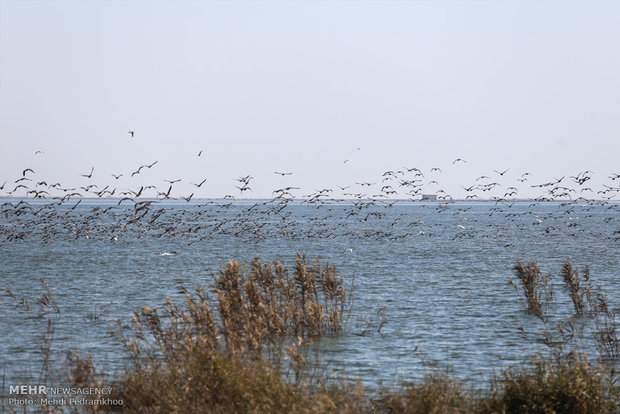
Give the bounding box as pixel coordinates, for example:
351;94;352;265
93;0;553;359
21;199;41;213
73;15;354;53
131;161;157;177
157;185;172;198
128;130;134;137
81;167;94;178
237;175;253;184
118;197;134;205
236;185;252;193
452;158;466;164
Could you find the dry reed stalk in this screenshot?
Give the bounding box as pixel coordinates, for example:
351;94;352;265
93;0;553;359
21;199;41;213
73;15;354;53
511;261;551;320
561;258;586;314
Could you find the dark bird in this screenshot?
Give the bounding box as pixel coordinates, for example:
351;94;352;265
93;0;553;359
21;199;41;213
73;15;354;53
192;179;207;187
494;169;509;176
133;162;158;176
111;173;123;179
128;130;134;137
236;184;252;193
27;189;49;198
22;168;34;176
165;179;181;184
118;197;134;205
130;186;144;197
182;193;194;202
34;150;44;155
274;171;293;176
81;167;94;178
273;186;300;194
531;176;564;188
197;150;203;157
9;184;28;194
157;185;172;199
237;175;253;183
452;158;466;164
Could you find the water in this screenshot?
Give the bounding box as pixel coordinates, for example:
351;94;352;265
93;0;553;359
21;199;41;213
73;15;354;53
1;199;618;388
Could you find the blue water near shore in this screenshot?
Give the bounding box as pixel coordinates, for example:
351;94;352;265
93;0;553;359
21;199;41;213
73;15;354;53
1;200;618;387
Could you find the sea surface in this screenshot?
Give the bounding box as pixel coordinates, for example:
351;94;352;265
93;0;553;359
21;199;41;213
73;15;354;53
1;199;619;388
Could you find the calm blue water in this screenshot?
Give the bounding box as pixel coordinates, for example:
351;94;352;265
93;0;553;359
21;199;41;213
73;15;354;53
1;199;618;388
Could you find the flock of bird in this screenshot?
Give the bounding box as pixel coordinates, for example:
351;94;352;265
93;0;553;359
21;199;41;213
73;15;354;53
0;154;619;244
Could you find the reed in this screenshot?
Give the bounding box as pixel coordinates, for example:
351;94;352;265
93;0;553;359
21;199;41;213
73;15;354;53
510;261;552;320
561;258;587;314
1;281;116;414
376;370;471;414
111;254;350;412
510;258;619;363
212;254;347;354
484;356;618;414
3;256;618;413
558;258;619;361
587;289;619;361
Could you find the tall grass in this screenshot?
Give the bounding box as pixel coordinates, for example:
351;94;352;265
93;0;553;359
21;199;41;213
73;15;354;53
484;356;618;414
511;258;619;363
510;261;552;320
559;258;619;361
213;254;346;354
111;254;349;412
2;255;618;413
561;258;587;314
2;280;113;414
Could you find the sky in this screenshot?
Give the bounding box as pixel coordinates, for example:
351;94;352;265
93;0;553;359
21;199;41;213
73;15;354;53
1;0;619;200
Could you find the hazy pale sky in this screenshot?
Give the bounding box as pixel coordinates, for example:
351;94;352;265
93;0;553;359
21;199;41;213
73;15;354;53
1;0;618;200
